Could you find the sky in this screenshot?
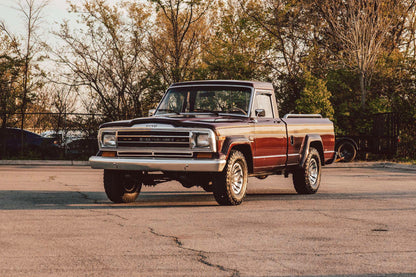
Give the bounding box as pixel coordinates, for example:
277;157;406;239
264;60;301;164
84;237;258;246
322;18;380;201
0;0;74;43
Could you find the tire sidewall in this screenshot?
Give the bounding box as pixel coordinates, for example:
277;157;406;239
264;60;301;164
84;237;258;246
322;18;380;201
306;149;321;192
293;147;322;194
120;171;142;202
213;150;248;205
104;170;142;203
226;157;248;202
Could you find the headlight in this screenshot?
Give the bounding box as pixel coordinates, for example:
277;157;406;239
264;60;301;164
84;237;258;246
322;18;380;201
196;133;210;147
102;133;116;147
191;132;211;148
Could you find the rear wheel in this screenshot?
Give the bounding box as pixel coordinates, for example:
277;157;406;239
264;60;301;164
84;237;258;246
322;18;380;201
293;147;321;194
104;170;142;203
213;150;248;205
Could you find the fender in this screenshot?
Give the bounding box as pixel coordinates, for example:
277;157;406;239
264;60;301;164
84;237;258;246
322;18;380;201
220;136;253;159
299;134;323;167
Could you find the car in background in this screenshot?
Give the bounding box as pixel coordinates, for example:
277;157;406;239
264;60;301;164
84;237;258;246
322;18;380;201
40;130;98;159
0;127;60;159
66;137;98;159
40;130;85;146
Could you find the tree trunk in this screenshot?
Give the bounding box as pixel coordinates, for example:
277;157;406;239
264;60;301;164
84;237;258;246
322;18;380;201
1;115;6;129
359;71;366;109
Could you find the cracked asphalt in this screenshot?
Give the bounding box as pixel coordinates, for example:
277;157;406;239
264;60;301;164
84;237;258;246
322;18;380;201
0;164;415;276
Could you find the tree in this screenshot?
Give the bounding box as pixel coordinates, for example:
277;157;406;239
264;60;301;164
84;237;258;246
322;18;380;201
15;0;48;155
0;29;23;129
200;0;272;81
147;0;212;86
241;0;316;114
315;0;415;108
54;0;150;120
0;0;49;155
295;70;334;119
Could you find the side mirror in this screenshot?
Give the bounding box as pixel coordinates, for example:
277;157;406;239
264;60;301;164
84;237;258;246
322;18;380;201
255;109;265;117
148;109;156;117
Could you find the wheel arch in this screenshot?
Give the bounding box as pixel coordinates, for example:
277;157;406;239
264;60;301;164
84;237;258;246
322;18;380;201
230;144;253;174
221;136;253;174
300;134;324;166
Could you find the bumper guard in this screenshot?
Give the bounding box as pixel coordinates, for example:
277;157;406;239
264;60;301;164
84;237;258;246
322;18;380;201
89;156;227;172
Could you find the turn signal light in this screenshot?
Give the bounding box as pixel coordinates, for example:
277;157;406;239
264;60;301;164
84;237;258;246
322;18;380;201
102;151;117;157
196;153;213;159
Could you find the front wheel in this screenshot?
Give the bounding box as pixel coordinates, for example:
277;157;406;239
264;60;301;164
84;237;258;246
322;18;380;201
104;170;142;203
213;150;248;205
293;147;321;194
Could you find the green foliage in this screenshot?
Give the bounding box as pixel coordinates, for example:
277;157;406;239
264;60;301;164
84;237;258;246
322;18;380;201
0;32;23;128
295;71;334;120
200;0;272;81
372;52;416;159
325;69;361;135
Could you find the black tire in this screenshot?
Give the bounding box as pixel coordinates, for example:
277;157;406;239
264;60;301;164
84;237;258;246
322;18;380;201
104;170;142;203
213;150;248;205
293;147;321;194
337;141;357;162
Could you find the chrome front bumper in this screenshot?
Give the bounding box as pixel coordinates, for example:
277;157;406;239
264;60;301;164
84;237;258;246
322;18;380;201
89;156;227;172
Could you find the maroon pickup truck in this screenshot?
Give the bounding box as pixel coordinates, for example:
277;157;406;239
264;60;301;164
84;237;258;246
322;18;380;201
90;80;335;205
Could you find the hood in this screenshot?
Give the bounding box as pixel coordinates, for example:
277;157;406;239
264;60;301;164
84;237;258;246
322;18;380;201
99;115;248;130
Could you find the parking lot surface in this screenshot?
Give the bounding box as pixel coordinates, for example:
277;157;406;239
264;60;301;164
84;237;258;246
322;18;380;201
0;163;415;276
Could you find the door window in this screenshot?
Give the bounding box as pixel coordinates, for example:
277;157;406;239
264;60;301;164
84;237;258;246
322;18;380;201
254;94;273;118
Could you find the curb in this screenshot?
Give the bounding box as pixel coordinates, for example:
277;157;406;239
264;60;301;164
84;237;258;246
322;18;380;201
327;161;416;171
0;160;90;166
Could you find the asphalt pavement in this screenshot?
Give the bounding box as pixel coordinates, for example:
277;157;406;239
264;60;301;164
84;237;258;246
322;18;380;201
0;163;415;276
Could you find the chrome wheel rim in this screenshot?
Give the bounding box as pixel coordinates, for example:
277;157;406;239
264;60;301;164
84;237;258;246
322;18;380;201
308;158;319;188
231;162;244;195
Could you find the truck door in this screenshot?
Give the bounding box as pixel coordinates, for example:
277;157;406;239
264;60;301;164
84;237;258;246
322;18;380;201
252;92;287;172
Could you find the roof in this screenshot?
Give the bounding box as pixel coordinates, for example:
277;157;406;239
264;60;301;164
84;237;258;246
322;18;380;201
170;80;274;90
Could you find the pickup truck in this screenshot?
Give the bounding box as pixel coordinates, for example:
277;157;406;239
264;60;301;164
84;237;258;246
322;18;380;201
90;80;336;205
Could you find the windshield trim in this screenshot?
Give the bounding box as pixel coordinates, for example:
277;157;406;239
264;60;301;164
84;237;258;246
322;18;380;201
155;85;254;118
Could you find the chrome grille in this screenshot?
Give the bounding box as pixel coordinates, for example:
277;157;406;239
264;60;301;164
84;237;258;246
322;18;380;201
116;130;191;148
117;151;193;158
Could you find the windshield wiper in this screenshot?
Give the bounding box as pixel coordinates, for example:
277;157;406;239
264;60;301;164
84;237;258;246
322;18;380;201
156;109;180;115
218;112;247;117
191;110;221;116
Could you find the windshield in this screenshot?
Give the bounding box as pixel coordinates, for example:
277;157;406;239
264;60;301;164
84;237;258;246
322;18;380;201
155;86;252;116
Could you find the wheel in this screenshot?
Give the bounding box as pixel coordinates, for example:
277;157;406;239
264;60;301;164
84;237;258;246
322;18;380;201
103;170;142;203
337;141;356;162
293;147;321;194
213;150;248;205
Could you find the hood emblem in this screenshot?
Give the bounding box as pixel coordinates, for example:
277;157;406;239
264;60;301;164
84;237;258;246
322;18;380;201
132;123;175;128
